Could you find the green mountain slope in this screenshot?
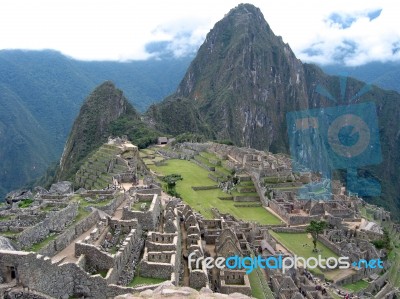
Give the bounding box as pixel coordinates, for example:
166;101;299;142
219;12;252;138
0;50;190;198
56;81;159;181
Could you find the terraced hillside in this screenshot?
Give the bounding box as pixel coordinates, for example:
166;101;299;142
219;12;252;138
75;143;130;190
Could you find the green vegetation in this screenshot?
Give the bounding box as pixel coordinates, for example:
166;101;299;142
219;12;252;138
342;279;369;292
0;49;190;199
28;233;58;252
248;262;274;299
97;269;109;278
131;201;152;211
162;174;183;197
306;220;328;252
149;159;281;225
372;228;392;250
0;215;14;221
18;198;34;208
109;116;160;149
269;231;339;275
129;276;166;287
0;230;20;237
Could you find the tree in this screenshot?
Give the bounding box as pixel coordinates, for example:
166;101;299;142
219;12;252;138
162;174;182;197
306;220;328;252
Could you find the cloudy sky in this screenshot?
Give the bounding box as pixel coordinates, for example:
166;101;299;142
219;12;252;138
0;0;399;65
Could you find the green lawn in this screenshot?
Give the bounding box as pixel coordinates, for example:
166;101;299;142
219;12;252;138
128;275;166;287
248;267;275;299
342;279;369;292
269;231;339;275
150;159;282;225
248;270;266;299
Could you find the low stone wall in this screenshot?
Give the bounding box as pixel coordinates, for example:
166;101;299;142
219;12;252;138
234;203;262;207
97;193;125;215
192;159;215;172
272;227;306;233
208;173;219;182
318;235;341;255
335;271;364;286
218;196;233;201
17;203;79;248
129;187;162;196
233;195;260;202
37;210;100;257
3;290;54;299
191;186;218;191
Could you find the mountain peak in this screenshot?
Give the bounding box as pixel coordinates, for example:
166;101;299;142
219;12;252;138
56;81;138;181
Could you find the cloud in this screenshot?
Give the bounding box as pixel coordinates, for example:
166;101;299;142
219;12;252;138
327;13;358;29
0;0;399;65
295;4;400;65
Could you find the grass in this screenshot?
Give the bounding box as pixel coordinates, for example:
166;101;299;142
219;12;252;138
342;279;369;292
248;270;265;299
131;201;151;211
269;231;339;275
128;275;166;287
0;230;19;237
97;269;109;278
149;159;282;225
28;233;58;252
0;215;14;221
18;198;34;208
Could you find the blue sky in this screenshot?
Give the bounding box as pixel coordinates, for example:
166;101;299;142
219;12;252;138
0;0;399;65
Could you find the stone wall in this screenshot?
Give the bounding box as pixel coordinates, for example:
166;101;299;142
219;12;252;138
16;203;79;249
189;269;208;289
191;186;218;191
318;235;342;255
74;227;140;285
75;242;115;270
122;194;161;231
288;215;320;226
0;250;165;298
97;193;125;215
233;195;260;202
139;249;178;280
146;233;179;252
129;185;162;196
272;227;306;233
37;210;100;257
220;270;251;296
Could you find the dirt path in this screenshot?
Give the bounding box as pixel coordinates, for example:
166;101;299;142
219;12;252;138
52;223;98;264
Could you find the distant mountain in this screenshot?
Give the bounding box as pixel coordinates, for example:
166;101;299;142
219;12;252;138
0;50;191;199
321;61;400;93
146;4;400;218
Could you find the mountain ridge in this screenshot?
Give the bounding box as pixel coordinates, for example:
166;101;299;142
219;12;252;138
0;50;190;198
